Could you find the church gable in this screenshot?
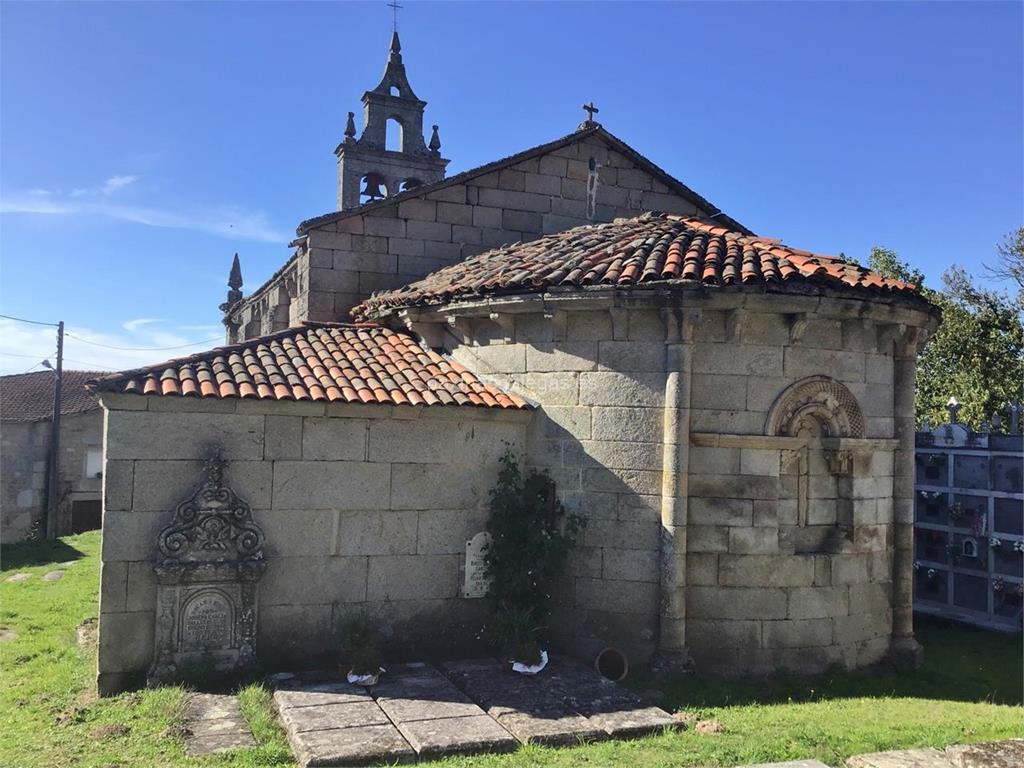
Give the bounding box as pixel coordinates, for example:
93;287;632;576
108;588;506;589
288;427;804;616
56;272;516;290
226;126;744;341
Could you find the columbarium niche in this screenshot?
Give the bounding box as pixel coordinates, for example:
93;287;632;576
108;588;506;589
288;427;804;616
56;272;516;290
149;453;266;684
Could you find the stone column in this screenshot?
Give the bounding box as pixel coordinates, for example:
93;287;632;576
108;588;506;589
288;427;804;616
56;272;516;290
890;328;924;669
655;307;698;669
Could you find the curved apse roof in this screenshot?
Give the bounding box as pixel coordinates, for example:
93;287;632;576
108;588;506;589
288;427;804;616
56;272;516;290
353;213;923;320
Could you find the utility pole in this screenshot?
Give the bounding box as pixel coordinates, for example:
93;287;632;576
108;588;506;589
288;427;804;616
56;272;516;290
45;320;64;540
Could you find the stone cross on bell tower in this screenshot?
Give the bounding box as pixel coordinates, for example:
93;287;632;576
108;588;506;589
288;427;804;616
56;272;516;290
335;31;449;210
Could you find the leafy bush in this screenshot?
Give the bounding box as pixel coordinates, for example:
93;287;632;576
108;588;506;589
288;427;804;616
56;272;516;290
483;447;584;645
489;605;543;665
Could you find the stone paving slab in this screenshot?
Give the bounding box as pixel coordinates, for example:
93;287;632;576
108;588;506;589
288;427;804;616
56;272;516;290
274;681;372;711
944;739;1024;768
291;723;415;768
846;747;954;768
183;693;255;756
742;762;830;768
543;655;679;738
280;701;391;733
398;714;518;757
441;657;608;745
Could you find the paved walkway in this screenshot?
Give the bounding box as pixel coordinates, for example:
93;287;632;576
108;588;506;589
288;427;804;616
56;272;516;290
272;656;679;766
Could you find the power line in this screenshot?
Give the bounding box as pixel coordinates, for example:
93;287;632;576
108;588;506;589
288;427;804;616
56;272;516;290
0;351;115;371
0;313;59;327
64;331;223;351
2;313;222;352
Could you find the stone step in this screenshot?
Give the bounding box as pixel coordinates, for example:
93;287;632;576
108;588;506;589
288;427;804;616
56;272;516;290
183;692;256;756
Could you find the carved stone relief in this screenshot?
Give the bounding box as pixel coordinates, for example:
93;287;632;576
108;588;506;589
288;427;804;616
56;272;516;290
149;452;266;685
766;376;865;439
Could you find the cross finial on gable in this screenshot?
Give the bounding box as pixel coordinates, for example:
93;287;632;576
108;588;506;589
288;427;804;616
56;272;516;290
581;102;600;126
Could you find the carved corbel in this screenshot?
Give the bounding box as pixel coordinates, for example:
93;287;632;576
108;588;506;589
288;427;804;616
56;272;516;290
823;449;854;477
788;313;809;344
725;308;747;342
661;308;701;344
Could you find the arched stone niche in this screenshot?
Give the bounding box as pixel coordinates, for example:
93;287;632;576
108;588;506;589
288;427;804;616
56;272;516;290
766;375;865;439
768;377;866;554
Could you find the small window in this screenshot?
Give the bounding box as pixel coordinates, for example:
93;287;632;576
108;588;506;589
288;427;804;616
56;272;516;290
962;538;978;558
85;448;102;479
389;85;401;97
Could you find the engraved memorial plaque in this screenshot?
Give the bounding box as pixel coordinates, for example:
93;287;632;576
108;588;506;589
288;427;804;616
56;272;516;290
148;453;265;684
463;531;492;598
180;588;234;652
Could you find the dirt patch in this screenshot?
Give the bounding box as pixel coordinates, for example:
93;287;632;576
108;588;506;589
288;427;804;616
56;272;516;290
90;724;130;740
6;573;31;583
77;618;98;649
0;628;17;642
672;710;700;728
695;719;725;734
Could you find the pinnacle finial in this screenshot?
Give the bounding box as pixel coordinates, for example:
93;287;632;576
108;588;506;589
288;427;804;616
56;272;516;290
228;253;243;290
344;111;357;140
429;124;441;154
220;253;243;313
390;30;401;53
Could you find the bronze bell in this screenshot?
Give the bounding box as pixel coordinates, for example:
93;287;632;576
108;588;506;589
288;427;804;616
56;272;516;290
361;175;385;200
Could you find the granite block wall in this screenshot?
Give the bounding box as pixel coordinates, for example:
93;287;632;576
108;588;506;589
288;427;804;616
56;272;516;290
424;299;912;674
97;395;529;694
2;410;102;541
228;134;707;339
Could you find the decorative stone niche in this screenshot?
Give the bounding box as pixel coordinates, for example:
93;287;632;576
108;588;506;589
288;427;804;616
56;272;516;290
148;453;266;685
770;376;865;554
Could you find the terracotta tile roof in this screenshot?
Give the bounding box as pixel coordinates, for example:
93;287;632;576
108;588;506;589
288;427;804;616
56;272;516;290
353;213;922;319
0;370;103;422
87;323;529;409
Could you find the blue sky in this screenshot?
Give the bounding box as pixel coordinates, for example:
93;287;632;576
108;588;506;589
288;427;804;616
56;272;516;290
1;1;1021;374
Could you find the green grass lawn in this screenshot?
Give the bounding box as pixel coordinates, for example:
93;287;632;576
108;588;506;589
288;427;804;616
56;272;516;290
1;530;1021;768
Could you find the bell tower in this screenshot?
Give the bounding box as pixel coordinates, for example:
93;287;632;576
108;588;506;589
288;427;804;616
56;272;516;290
335;32;449;210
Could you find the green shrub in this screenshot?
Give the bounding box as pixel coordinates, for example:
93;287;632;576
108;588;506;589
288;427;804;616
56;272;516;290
484;447;584;646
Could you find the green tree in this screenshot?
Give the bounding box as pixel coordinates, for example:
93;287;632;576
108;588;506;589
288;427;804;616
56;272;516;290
868;247;1024;428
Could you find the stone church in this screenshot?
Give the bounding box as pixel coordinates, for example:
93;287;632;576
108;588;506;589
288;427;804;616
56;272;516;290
89;32;939;695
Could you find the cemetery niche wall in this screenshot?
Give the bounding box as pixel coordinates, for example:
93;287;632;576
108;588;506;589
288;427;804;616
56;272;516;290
913;405;1024;631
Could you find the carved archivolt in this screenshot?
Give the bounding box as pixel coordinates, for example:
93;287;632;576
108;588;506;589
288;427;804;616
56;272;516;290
766;376;865;439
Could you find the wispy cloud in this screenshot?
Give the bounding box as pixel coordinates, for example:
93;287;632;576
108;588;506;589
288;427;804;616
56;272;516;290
0;318;227;376
101;175;139;194
1;175;286;243
122;318;165;332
